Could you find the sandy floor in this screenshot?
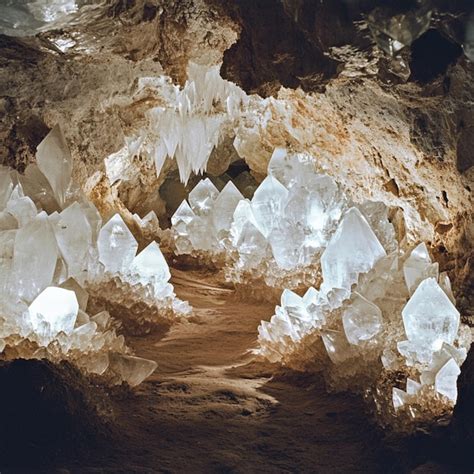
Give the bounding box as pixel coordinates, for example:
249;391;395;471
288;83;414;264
68;268;408;473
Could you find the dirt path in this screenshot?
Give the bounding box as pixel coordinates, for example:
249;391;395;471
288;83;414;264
75;268;403;473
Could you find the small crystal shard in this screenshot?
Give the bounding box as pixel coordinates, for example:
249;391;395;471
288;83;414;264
109;353;158;387
392;387;408;410
28;286;79;338
342;292;383;345
434;358;460;402
401;277;460;351
97;213;138;274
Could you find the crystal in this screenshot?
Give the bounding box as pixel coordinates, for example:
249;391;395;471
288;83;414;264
229;199;258;246
211;181;244;233
12;213;59;302
367;3;432;56
321;331;353;364
236;221;267;265
392;387;408;410
6;195;37;226
281;289;311;322
109;353;158;387
406;378;422;395
52;202;92;282
320;207;386;294
435;358;460;402
403;243;438;295
267;148;314;188
402;277;460;351
171;200;195;227
438;271;455;304
97;213;138;274
251;176;288;238
0;167;13;209
28;286;79;338
188;178;218;216
36;125;72;208
59;277;89;311
129;241;171;286
342;292;383;345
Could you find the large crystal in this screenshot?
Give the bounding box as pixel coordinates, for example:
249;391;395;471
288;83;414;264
52;202;92;282
211;181;244;233
129;241;171;286
12;213;59;302
401;277;460;351
97;213;138;274
251;176;288;238
188;178;218;216
36;125;72;208
28;286;79;339
320;207;386;294
342;292;383;345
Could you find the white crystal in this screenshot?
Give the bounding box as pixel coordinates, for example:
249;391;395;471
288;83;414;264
171;200;195;227
28;286;78;338
52;202;92;282
12;213;59;302
36;125;72;207
406;378;422;395
188;178;218;216
129;241;171;286
110;353;158;387
403;243;439;295
98;214;138;274
321;331;353;363
401;277;460;351
393;387;408;410
320;207;386;294
211;181;244;233
6;195;37;226
251;176;288;238
434;358;460;402
342;292;383;345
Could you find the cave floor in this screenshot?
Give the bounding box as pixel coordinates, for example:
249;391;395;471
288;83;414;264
66;268;410;473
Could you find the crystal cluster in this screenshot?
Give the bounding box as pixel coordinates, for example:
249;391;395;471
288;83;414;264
172;148;396;294
105;63;248;187
0;126;189;386
258;232;471;430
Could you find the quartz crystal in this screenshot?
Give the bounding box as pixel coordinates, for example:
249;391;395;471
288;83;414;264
28;286;79;339
434;358;460;402
98;213;138;274
129;241;171;287
401;277;460;351
212;181;244;233
320;207;386;294
36;125;72;208
188;178;219;216
342;292;383;345
403;243;439;295
109;354;158;387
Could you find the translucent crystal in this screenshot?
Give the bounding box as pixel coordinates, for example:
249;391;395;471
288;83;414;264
211;181;244;233
281;289;311;322
406;378;422;395
97;214;138;274
129;241;171;286
12;213;59;302
403;243;438;295
0;167;13;209
110;353;158;387
438;271;455;304
59;277;89;311
434;358;460;402
28;286;78;338
402;277;460;351
188;178;219;216
321;331;353;364
6;195;37;226
392;387;408;410
229;199;258;246
342;292;383;345
251;176;288;238
36;125;72;208
236;221;267;265
320;207;386;294
267;148;314;189
171;200;195;228
52;202;92;282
